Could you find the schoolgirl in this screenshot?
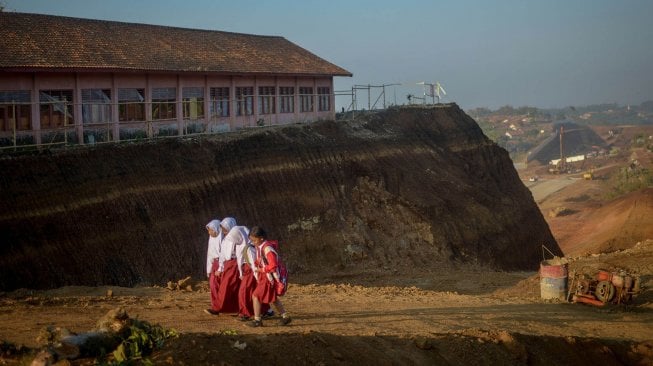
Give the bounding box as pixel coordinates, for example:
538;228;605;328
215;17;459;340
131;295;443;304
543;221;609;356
246;226;291;327
212;217;240;313
204;219;222;315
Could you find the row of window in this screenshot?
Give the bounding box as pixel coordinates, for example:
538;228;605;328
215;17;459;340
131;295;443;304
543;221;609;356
0;86;331;131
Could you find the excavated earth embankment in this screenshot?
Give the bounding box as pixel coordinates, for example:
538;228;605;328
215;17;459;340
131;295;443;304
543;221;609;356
0;104;559;291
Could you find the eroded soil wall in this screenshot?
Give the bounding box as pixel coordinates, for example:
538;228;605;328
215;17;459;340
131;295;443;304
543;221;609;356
0;105;559;290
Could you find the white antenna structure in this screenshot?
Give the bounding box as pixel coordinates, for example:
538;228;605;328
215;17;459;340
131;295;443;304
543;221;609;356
434;82;446;104
416;81;447;104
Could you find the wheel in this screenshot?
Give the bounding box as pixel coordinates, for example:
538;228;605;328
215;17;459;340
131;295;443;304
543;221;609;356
594;280;615;303
576;279;590;295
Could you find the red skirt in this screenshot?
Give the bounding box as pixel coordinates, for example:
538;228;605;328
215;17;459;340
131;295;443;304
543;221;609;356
215;259;241;313
209;260;221;311
237;264;256;317
253;271;277;305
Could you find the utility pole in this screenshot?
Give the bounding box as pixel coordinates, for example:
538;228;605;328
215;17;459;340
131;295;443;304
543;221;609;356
559;126;565;172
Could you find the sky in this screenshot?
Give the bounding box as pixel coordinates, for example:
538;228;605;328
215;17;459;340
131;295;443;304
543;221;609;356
3;0;653;111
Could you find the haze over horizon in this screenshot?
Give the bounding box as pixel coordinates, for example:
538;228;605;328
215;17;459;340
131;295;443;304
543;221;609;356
3;0;652;111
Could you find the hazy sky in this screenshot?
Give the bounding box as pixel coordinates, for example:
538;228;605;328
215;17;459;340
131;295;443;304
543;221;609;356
4;0;653;110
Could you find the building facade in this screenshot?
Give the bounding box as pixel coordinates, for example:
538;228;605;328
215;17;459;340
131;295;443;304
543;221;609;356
0;13;351;147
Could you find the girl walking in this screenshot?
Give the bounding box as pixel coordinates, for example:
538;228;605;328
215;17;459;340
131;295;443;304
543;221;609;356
246;226;291;327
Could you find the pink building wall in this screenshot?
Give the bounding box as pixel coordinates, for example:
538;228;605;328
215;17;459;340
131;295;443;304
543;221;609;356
0;71;335;146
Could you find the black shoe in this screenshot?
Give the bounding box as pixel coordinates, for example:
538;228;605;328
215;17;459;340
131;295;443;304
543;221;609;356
279;316;292;326
204;309;219;316
236;314;250;322
246;320;263;328
262;310;275;319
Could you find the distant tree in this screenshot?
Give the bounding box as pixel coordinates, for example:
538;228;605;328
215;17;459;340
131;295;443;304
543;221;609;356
497;105;515;115
467;107;492;117
640;100;653;112
516;106;538;116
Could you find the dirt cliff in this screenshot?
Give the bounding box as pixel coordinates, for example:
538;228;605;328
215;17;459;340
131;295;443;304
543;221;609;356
0;104;559;291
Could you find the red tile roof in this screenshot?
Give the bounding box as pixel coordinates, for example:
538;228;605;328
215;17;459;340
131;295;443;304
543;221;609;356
0;12;352;77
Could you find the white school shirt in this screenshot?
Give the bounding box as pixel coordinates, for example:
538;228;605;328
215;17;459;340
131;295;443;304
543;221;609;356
219;226;250;275
205;232;223;276
241;243;257;279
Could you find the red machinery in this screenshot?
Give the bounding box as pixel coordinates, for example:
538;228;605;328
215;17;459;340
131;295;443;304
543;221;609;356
570;269;641;306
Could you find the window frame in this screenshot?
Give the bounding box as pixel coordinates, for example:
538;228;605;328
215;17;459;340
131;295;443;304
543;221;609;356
299;87;314;113
210;87;230;118
39;89;74;129
182;87;205;120
258;86;276;115
0;90;31;131
317;87;331;112
235;87;254;116
279;87;294;114
81;89;112;125
151;87;177;121
118;88;146;122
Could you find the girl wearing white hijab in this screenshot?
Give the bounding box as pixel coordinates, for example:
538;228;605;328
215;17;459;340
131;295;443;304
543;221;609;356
204;219;222;315
212;217;242;314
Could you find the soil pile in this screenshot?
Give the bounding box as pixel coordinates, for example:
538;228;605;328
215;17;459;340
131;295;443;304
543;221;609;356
527;121;608;164
0;104;558;291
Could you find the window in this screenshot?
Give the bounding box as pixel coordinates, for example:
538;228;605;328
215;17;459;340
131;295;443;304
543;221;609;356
0;90;31;131
318;87;331;112
210;87;230;118
279;87;294;113
39;90;74;128
152;87;176;120
299;87;313;113
236;87;254;116
258;86;276;115
118;88;145;122
81;89;111;124
182;87;204;120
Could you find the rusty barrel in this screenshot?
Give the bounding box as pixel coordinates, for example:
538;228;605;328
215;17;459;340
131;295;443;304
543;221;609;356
540;259;568;301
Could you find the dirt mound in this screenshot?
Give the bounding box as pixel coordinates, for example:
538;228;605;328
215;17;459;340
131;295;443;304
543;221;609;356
527;121;608;164
543;182;653;256
0;105;558;291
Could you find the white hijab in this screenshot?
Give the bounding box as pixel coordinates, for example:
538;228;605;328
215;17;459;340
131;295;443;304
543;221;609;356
220;217;237;233
205;219;222;275
206;219;221;234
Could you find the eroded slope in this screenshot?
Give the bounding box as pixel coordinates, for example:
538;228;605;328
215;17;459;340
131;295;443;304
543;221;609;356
0;105;559;290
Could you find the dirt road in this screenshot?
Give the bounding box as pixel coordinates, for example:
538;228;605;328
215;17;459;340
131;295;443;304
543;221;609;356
524;177;579;203
1;241;652;365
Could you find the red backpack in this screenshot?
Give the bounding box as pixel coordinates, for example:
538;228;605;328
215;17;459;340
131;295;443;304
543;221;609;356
261;240;288;296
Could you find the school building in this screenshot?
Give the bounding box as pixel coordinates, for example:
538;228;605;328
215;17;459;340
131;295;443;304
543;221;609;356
0;12;352;147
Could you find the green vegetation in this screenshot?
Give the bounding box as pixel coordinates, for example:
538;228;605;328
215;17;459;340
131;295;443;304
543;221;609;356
605;166;653;199
107;320;178;366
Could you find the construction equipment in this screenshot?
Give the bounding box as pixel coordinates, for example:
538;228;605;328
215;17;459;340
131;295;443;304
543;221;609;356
583;168;594;180
570;269;641;306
